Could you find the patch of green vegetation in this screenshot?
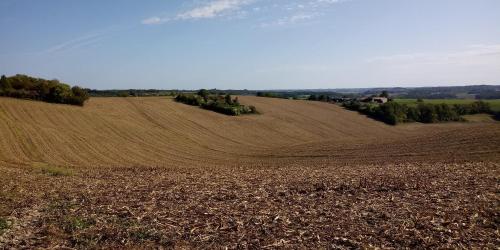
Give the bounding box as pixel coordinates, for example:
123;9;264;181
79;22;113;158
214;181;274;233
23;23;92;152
47;200;76;211
0;217;10;234
131;228;159;241
32;162;74;176
462;114;496;122
394;99;500;112
0;74;89;106
88;89;177;97
343;99;492;125
175;90;259;116
64;216;94;232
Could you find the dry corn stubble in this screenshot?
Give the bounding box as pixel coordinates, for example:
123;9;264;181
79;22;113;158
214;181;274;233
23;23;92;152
0;96;499;248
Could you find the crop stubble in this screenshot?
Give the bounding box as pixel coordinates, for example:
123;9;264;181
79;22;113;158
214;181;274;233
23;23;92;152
0;96;499;248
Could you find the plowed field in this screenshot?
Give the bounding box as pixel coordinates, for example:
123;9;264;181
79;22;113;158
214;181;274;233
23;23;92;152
1;96;499;248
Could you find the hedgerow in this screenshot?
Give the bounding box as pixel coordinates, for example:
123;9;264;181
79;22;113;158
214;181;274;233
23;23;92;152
343;100;492;125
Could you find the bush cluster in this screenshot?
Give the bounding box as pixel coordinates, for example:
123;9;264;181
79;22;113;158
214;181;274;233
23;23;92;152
343;100;492;125
256;92;285;99
308;94;333;102
0;74;89;106
87;89;177;97
175;91;258;116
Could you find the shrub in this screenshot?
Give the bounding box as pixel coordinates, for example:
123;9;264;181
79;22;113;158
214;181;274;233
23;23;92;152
175;94;204;106
197;89;209;99
64;216;94;232
249;105;258;114
378;102;407;125
118;91;130;97
176;92;258;116
0;74;89;106
343;98;493;125
0;218;9;232
225;94;233;105
470;101;491;114
33;162;74;176
417;103;437;123
406;106;420;122
0;75;12;91
257;92;284;98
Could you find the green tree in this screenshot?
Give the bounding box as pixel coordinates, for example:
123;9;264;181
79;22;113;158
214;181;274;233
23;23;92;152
308;95;318;101
118;91;129;97
434;103;459;121
0;75;12;91
378;102;407;125
418;103;437;123
470;101;491;114
406;106;420;122
380;91;389;98
47;84;70;103
197;89;209;98
225;94;233;105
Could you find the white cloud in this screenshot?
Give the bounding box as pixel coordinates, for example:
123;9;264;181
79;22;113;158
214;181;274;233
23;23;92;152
141;16;169;25
141;0;346;25
259;0;346;27
141;0;252;25
316;0;341;3
261;13;317;27
41;30;112;54
177;0;252;20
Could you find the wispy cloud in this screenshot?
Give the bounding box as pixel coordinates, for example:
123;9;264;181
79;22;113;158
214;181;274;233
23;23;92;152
177;0;252;20
260;13;317;27
141;0;346;26
259;0;346;27
141;16;170;25
142;0;253;25
38;27;125;55
41;32;105;54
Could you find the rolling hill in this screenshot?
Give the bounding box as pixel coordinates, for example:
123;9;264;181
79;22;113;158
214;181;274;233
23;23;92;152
0;96;499;248
0;96;498;168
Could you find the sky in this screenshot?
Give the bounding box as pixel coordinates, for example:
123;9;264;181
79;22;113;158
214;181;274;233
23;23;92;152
0;0;499;90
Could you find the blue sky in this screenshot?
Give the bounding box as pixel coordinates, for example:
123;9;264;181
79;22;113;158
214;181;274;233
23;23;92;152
1;0;499;89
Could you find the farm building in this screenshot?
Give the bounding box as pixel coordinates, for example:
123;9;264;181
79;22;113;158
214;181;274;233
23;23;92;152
371;97;388;103
360;96;389;104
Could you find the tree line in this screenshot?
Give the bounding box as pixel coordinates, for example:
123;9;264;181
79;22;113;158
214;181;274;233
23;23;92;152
87;89;177;97
342;100;493;125
257;91;345;100
176;89;258;116
0;74;89;106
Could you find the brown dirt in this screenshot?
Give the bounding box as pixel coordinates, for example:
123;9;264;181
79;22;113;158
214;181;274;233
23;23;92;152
0;96;499;248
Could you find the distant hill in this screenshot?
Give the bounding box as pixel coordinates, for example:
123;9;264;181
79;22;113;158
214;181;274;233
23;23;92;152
88;85;500;99
340;85;500;99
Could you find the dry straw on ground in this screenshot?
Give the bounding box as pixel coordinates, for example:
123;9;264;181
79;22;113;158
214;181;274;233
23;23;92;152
0;96;499;248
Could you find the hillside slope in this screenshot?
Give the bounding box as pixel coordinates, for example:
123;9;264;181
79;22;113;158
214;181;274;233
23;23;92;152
1;96;500;248
0;96;498;168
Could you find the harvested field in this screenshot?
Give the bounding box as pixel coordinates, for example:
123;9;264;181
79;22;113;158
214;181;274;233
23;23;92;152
0;96;499;248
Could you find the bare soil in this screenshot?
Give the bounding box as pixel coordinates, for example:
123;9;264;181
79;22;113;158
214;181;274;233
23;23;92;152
0;96;499;248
